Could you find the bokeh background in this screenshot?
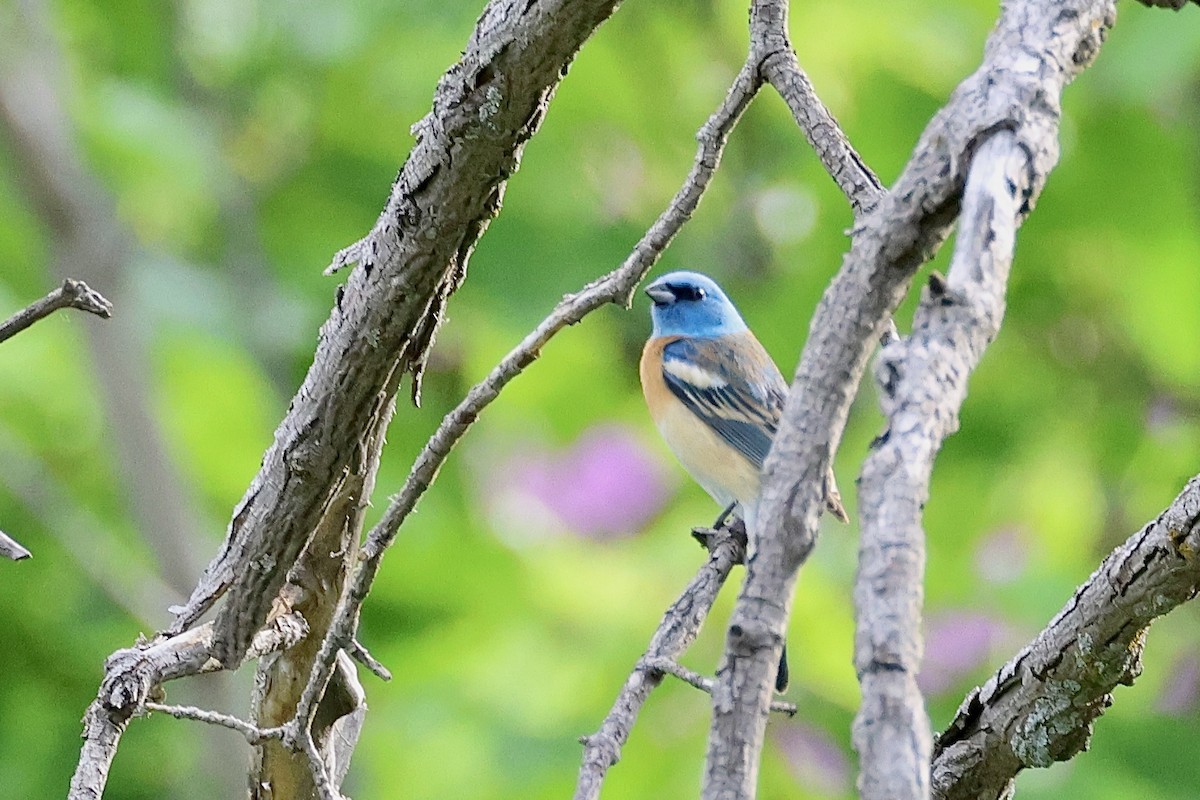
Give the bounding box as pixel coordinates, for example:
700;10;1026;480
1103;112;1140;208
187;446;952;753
2;0;1199;798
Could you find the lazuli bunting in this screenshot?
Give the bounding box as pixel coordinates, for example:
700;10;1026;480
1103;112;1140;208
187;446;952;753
639;270;847;692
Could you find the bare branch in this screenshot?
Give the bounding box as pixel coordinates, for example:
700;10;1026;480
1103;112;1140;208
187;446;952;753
573;524;747;800
167;0;637;669
249;388;385;795
298;730;342;800
287;57;763;791
68;614;306;799
0;278;111;345
0;529;31;561
640;656;798;716
704;1;1116;796
71;627;216;800
751;0;903;347
1133;0;1197;8
71;697;132;800
349;639;392;682
932;474;1200;799
143;702;283;745
361;52;759;603
259;652;363;800
853;131;1029;800
640;656;720;694
750;0;883;213
68;0;760;792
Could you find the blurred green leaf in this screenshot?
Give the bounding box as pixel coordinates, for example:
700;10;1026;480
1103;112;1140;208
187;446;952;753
2;1;1200;798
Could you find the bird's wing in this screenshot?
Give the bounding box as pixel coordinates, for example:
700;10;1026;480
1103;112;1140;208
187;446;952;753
660;334;788;470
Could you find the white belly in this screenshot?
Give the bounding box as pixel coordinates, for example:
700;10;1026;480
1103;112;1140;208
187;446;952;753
653;399;762;511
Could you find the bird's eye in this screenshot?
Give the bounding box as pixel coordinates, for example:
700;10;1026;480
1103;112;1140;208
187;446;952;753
672;285;706;302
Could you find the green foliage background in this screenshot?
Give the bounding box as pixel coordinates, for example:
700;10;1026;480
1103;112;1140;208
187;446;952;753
1;1;1199;798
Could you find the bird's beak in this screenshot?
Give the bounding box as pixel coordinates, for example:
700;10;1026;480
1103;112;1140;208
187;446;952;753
645;285;675;306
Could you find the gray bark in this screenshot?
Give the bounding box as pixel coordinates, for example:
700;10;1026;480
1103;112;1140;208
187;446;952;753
575;525;750;800
853;131;1029;800
169;0;630;671
704;1;1116;797
71;2;631;794
50;0;1200;796
932;476;1200;799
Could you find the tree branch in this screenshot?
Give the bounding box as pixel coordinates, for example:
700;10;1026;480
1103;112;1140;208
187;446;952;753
704;1;1116;796
573;524;747;800
166;0;634;670
932;474;1200;799
68;614;307;799
0;278;112;345
285;57;762;795
751;0;882;214
1132;0;1197;8
249;397;385;797
639;656;798;716
348;639;392;682
853;131;1029;800
0;529;31;561
71;0;762;792
143;702;285;745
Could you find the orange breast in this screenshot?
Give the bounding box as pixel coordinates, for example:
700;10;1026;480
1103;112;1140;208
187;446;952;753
640;337;761;510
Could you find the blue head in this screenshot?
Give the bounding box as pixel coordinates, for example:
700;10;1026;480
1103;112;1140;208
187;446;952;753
645;271;748;339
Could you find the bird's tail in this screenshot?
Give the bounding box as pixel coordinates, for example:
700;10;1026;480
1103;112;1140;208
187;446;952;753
775;643;789;693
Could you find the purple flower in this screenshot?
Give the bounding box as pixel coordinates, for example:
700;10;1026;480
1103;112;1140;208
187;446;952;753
973;526;1028;584
920;611;1014;696
1157;651;1200;716
485;423;674;540
773;722;851;797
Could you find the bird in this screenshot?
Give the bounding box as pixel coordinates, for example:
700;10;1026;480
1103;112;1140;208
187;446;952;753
639;270;847;693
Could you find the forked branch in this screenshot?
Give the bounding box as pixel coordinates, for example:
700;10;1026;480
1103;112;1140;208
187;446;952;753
574;524;753;800
704;1;1115;796
284;57;763;796
0;279;112;563
853;131;1030;800
0;278;112;345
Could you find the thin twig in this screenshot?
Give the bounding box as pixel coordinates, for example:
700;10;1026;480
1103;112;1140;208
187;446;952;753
297;730;342;800
750;1;902;348
168;0;635;669
0;278;112;345
573;525;747;800
143;702;283;745
749;0;883;214
349;639;392;682
0;529;32;561
750;2;902;346
640;656;797;716
640;656;713;692
69;615;306;798
288;56;763;757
